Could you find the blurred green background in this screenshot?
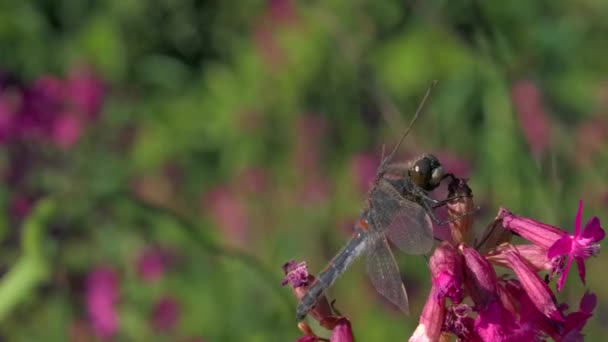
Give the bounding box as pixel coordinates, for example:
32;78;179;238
1;0;607;341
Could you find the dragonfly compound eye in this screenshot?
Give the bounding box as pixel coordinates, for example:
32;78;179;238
409;154;443;191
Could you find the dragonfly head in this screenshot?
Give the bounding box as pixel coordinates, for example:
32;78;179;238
408;154;445;191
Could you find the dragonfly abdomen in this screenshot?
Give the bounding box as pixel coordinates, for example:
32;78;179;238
296;229;369;320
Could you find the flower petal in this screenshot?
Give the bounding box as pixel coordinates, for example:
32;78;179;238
581;217;605;242
499;208;565;249
330;318;354;342
579;291;597;314
547;235;572;258
410;285;446;342
576;258;586;285
557;254;574;292
505;249;563;321
460;245;498;310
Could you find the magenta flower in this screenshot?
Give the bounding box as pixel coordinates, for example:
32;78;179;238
136;246;172;283
86;266;119;340
330;318;354;342
52;113;82;149
66;66;105;118
409;284;446;342
442;304;477;341
511;80;551;157
295;336;319;342
504;248;563;321
429;242;463;303
281;260;334;327
284;175;602;341
281;260;310;288
202;185;248;248
563;291;597;338
460;244;499;310
350;152;379;194
474;300;518;342
547;200;605;291
151;296;180;332
499;208;565;249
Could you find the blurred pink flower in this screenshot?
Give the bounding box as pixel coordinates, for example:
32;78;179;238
52;114;83;149
294;116;327;172
575;115;608;165
511;80;551;157
9;195;33;220
350;152;379;193
0;93;13;142
268;0;297;23
203;185;248;247
237;166;270;195
151;296;180;332
136;247;172;283
86;266;119;340
293;116;332;203
0;65;104;147
254;25;285;68
431;151;471;179
66;66;105;118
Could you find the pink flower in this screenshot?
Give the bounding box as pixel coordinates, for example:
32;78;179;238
547;200;605;291
86;266;119;340
460;244;499;310
503;248;563;321
511;80;551;157
202;185;248;248
281;260;310;288
52;113;82;149
151;296;180;332
486;244;563;276
350;152;379;193
66;66;105;118
473;300;517;342
268;0;297;23
409;285;446;342
330;318;354;342
442;304;477;341
499;208;565;250
295;336;318;342
563;291;597;338
136;247;172;283
429;242;463;303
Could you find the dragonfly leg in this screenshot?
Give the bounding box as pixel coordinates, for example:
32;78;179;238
431;194;471;209
419;194;479;226
433;207;479;226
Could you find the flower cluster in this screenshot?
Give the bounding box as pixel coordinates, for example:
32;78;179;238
0;66;105;225
410;179;604;341
283;177;604;342
0;66;104;148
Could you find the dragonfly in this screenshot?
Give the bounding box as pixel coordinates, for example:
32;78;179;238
296;82;457;321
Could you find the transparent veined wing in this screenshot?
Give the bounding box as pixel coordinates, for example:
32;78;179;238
366;233;409;314
369;179;434;255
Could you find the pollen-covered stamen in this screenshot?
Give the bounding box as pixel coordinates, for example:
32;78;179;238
548;255;565;281
442;304;474;339
282;260;310;288
572;239;601;258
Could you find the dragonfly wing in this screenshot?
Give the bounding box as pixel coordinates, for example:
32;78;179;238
370;179;434;255
366;234;409;315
